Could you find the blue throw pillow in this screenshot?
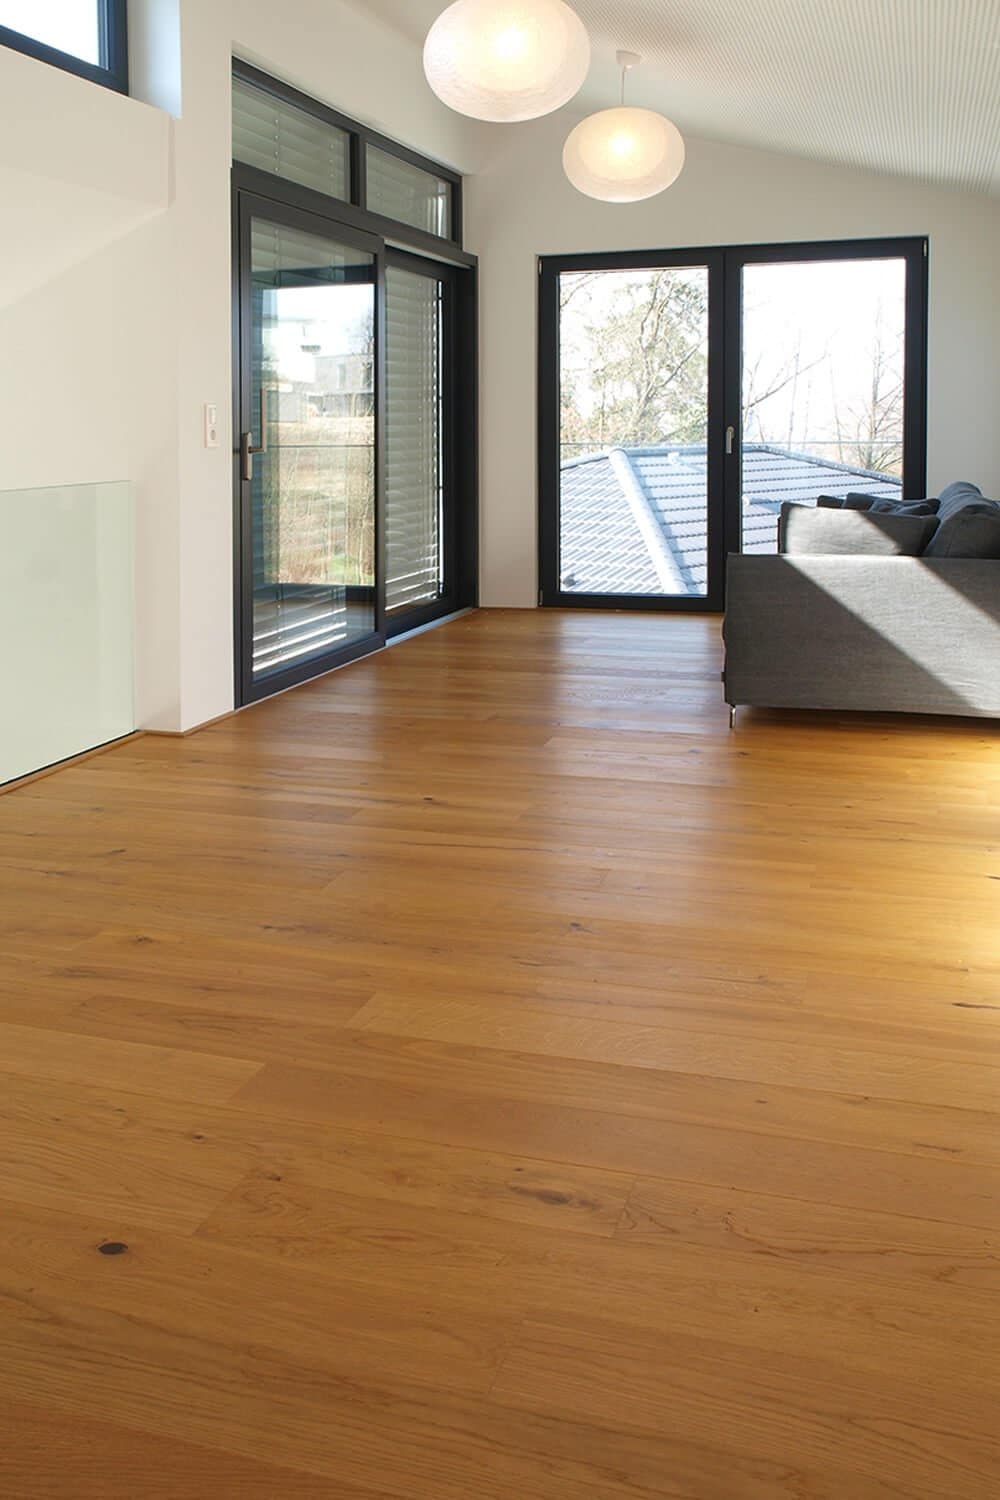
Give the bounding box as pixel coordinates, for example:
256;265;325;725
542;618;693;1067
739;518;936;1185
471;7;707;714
924;501;1000;559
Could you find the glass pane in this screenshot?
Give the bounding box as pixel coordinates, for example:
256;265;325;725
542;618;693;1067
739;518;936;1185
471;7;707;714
233;77;350;202
741;257;908;553
558;266;710;597
0;481;133;786
0;0;100;62
367;146;452;239
385;266;445;611
250;219;376;680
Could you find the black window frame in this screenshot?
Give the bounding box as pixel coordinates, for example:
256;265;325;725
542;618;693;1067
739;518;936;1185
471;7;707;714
0;0;128;95
538;236;929;613
233;59;465;256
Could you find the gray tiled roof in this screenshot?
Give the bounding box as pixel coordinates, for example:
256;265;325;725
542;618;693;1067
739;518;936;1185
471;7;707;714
560;444;902;596
559;447;663;595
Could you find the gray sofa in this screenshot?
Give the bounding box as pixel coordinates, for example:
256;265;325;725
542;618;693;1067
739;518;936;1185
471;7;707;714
724;482;1000;719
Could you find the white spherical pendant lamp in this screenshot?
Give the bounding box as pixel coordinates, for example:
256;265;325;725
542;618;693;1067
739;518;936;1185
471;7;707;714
563;52;685;203
423;0;591;124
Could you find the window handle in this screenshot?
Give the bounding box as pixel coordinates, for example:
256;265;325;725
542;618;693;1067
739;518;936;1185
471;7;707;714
240;386;270;482
725;424;736;456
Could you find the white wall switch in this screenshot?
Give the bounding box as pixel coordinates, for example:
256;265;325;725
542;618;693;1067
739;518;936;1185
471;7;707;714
204;403;219;449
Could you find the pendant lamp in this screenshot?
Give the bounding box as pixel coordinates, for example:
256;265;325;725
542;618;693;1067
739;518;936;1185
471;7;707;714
424;0;591;123
563;51;685;202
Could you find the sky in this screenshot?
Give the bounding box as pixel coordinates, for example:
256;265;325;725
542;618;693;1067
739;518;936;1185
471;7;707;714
0;0;100;62
743;258;906;465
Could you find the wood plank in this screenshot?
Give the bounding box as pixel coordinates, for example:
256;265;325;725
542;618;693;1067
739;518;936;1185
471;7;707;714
350;992;1000;1110
200;1156;1000;1299
0;1020;259;1104
17;1007;1000;1169
196;1164;1000;1398
0;1200;517;1401
0;1399;385;1499
0;1070;632;1240
0;1074;247;1234
490;1318;1000;1499
619;1175;1000;1292
233;1057;1000;1230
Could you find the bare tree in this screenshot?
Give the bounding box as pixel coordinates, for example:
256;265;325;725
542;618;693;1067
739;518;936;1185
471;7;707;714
561;270;709;452
845;312;904;474
742;340;828;446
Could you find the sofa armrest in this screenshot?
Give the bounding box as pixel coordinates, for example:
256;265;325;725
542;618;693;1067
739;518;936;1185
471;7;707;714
724;554;1000;717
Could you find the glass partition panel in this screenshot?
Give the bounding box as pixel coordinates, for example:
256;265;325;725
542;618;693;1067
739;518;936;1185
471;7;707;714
0;482;133;786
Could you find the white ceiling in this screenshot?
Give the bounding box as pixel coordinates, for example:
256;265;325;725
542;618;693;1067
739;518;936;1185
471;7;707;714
360;0;1000;194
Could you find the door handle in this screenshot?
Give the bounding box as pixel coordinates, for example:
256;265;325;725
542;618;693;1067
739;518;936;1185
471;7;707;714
240;386;270;482
725;425;736;456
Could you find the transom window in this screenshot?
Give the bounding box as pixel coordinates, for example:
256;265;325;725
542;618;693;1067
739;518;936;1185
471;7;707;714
232;61;463;250
0;0;127;93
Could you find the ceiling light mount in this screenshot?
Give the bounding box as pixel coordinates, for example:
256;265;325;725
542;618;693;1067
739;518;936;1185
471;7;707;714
617;50;640;103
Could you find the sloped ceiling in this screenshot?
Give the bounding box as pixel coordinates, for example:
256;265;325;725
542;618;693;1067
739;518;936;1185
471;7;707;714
357;0;1000;194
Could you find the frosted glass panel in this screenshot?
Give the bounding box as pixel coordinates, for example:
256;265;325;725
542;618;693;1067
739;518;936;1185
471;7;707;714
0;482;133;786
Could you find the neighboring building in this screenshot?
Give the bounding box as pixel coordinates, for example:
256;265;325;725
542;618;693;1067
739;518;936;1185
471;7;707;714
559;443;903;596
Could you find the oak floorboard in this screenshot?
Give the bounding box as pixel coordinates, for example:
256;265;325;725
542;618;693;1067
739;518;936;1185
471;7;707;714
0;1400;383;1500
198;1153;1000;1299
0;609;998;1496
10;998;1000;1167
233;1058;1000;1229
490;1317;999;1500
349;992;1000;1108
0;1019;259;1104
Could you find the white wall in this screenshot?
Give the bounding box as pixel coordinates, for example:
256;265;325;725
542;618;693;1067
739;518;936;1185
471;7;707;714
466;111;1000;607
0;0;485;735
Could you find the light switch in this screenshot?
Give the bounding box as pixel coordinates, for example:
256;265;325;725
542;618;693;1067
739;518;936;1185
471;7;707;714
204;403;220;449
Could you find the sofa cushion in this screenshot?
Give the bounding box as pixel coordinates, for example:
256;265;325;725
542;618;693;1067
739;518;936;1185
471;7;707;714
937;481;985;521
867;497;940;516
816;493;876;510
819;493;939;516
924;501;1000;559
778;502;938;557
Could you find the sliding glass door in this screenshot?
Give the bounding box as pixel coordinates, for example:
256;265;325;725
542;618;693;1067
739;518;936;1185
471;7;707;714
385;253;460;627
235;194;477;704
539;238;927;610
236;195;382;703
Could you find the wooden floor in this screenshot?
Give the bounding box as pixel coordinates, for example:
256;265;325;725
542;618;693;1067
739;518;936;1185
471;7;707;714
1;609;999;1498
